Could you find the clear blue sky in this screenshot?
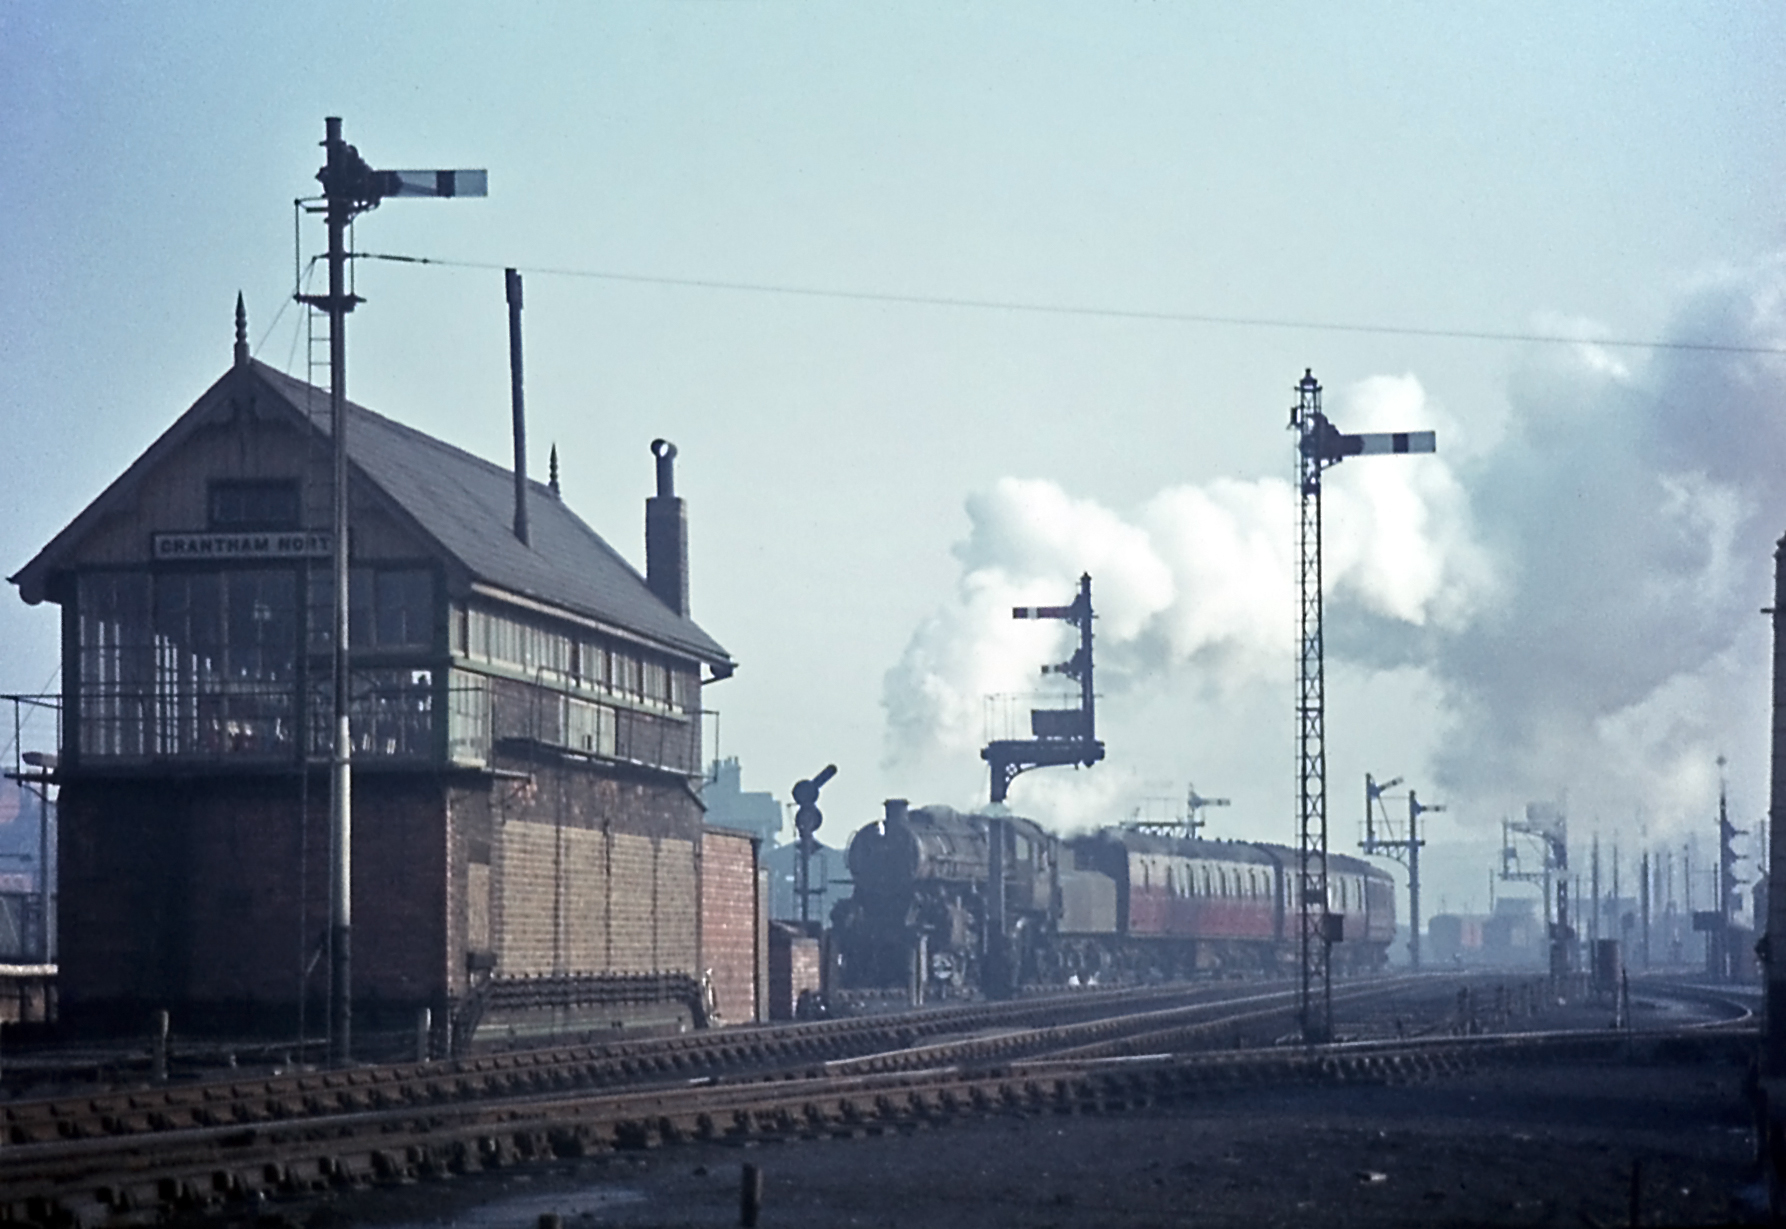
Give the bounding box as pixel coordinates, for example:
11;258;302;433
3;4;1783;921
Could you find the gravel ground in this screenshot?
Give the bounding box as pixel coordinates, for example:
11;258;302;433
289;1048;1763;1229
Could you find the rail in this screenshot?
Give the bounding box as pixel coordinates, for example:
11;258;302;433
0;1003;1748;1226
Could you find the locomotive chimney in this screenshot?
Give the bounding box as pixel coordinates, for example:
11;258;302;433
645;439;689;616
883;798;910;829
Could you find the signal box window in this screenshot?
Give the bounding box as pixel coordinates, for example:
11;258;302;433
208;480;299;531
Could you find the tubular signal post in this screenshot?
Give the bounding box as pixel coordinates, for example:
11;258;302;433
1290;370;1436;1042
791;765;837;929
1765;534;1786;1074
982;573;1104;804
1713;756;1744;983
1184;786;1230;839
1503;805;1571;983
1406;791;1440;971
296;117;485;1065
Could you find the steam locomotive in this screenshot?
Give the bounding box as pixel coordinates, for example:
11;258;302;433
830;799;1396;996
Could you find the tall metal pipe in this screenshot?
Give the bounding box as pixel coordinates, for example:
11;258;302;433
506;268;528;546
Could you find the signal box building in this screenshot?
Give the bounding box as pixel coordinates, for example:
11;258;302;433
10;313;760;1044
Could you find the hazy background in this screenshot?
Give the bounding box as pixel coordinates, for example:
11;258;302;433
3;4;1783;920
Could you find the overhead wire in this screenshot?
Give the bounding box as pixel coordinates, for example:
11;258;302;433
352;251;1786;358
251;267;304;363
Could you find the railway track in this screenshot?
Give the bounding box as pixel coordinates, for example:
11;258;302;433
0;973;1729;1226
0;978;1323;1149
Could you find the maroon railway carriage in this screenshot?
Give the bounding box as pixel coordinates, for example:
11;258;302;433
1055;832;1393;981
1323;848;1398;957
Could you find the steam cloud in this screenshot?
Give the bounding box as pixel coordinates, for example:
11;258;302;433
883;256;1786;839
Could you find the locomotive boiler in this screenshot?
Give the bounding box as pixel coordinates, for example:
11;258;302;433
830;799;1057;995
831;800;1396;998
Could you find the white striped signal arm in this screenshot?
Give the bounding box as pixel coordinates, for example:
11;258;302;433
1012;605;1075;620
1348;430;1436;456
378;169;489;198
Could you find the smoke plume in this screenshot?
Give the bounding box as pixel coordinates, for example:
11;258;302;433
882;256;1786;838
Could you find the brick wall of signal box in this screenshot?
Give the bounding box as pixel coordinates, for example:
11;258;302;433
477;758;706;981
699;828;759;1025
57;774;450;1033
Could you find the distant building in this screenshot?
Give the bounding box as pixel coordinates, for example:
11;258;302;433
1482;897;1541;959
1426;913;1481;965
1428;898;1546;967
9;310;760;1042
699;758;850;921
0;782;51;962
702;757;782;845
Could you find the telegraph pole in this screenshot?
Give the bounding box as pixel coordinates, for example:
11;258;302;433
297;117;485;1064
1291;371;1435;1041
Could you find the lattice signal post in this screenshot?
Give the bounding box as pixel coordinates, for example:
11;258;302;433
1362;774;1441;971
1290;369;1436;1043
982;573;1104;804
297;117;485;1064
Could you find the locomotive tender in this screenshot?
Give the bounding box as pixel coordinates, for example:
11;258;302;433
832;799;1396;996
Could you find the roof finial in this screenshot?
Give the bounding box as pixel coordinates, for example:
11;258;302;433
548;443;560;498
233;292;249;368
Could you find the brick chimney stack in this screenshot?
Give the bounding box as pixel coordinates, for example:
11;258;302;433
645;439;689;616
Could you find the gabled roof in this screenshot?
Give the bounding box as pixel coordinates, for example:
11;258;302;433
11;360;732;667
